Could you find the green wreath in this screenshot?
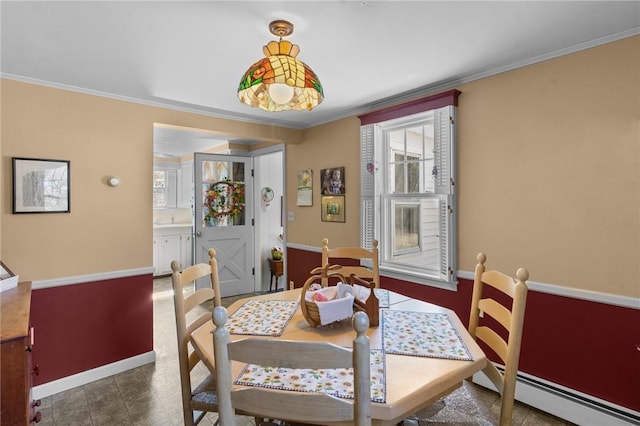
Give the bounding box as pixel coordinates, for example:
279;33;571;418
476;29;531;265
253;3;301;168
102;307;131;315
204;179;245;223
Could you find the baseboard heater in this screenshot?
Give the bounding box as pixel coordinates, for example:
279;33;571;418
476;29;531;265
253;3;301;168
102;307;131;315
473;367;640;426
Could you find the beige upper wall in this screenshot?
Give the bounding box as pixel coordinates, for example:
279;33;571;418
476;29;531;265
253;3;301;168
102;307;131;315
287;36;639;297
2;35;638;297
456;35;638;297
286;117;362;247
1;80;303;281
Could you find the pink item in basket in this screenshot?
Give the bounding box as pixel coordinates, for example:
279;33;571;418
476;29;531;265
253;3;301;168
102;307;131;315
312;292;329;302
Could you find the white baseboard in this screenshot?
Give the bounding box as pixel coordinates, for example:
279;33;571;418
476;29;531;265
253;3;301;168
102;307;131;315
32;351;156;400
473;370;640;425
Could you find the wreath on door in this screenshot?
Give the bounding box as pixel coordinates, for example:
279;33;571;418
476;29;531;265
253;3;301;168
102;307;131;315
203;179;245;224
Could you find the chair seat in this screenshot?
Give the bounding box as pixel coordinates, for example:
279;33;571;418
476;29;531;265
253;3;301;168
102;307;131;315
191;373;219;409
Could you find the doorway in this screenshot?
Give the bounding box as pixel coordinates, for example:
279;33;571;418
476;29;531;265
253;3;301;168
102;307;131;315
153;124;286;296
253;148;286;293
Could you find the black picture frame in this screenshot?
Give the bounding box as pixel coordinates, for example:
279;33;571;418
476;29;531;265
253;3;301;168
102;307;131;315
12;157;70;214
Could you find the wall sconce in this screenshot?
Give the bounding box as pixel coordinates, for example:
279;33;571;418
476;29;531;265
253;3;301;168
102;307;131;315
108;176;120;187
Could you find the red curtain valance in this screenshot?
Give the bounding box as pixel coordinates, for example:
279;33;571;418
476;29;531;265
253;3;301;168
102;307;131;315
358;89;461;125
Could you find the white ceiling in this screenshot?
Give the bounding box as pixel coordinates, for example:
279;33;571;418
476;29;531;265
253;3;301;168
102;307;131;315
2;1;639;155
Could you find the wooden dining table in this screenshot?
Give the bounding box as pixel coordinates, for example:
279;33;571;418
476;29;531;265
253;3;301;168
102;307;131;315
190;288;487;426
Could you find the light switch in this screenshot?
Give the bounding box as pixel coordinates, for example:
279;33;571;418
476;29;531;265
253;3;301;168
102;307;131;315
287;211;294;222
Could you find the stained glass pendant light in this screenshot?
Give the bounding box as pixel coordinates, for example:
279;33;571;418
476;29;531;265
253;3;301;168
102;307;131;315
237;20;324;112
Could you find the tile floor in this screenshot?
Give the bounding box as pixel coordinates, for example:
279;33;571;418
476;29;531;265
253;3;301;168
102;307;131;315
35;277;573;425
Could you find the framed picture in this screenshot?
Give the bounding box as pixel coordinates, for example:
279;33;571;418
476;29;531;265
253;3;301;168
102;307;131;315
320;166;345;195
296;169;313;206
12;157;70;214
321;195;345;223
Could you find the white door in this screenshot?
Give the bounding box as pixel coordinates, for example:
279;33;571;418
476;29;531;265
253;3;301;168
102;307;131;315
194;153;254;296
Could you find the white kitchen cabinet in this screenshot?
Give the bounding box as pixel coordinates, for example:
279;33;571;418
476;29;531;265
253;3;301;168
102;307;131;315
153;225;193;276
180;231;193;270
152;235;160;275
161;234;181;275
178;161;194;208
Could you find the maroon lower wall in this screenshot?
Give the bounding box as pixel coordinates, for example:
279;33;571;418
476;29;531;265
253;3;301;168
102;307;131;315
30;274;153;385
287;246;640;412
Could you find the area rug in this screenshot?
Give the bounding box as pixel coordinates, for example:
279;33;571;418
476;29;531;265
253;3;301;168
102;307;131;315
402;382;495;425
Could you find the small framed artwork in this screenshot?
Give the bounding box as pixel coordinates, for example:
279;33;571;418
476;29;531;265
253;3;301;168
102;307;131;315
321;195;345;223
320;166;345;195
12;157;70;214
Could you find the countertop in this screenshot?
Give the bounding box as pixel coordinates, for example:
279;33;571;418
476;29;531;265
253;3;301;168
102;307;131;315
153;223;192;229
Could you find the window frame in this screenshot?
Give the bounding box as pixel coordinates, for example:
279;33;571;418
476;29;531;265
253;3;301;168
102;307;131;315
153;164;178;209
359;90;460;290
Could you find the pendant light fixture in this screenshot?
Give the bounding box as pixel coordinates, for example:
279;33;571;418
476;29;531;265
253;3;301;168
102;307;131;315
237;20;324;112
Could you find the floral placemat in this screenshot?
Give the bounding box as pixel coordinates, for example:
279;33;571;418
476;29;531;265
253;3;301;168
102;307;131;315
374;288;390;308
382;310;472;361
226;300;299;336
234;349;386;403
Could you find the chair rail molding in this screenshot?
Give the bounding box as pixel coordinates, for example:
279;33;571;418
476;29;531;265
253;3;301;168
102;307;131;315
32;267;155;289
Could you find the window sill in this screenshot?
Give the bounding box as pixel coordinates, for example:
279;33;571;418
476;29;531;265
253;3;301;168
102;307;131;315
380;266;458;291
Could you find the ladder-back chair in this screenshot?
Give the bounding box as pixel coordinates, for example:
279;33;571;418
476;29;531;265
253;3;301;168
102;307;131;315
321;237;380;288
468;252;529;426
213;306;372;426
171;248;222;425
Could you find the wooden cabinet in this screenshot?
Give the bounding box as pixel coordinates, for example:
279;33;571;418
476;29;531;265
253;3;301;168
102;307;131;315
1;281;40;425
268;259;284;292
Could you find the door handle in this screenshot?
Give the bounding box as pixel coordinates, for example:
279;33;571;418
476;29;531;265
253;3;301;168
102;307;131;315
196;231;202;237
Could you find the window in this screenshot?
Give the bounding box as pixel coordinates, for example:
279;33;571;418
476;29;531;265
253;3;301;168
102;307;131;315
359;90;459;289
153;167;177;208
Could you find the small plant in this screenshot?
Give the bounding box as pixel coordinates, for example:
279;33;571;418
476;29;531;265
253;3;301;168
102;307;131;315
271;247;283;260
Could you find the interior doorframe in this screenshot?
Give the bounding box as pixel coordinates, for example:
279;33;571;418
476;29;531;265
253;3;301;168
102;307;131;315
250;144;287;292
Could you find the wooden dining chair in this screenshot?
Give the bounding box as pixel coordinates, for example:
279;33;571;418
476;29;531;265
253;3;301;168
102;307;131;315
468;252;529;426
321;237;380;288
171;248;222;426
212;306;373;426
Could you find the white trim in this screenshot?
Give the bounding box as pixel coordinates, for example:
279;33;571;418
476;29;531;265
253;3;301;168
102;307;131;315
458;270;639;310
472;370;640;426
288;244;639;310
31;267;154;290
32;351;156;399
340;29;640;128
0;73;307;130
381;266;458;292
250;143;286;157
286;242;321;253
287;242;457;290
4;29;639;131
